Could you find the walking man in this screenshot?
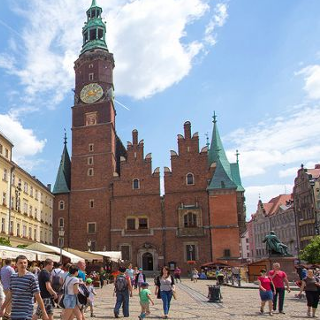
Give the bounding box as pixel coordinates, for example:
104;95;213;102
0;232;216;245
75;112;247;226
268;262;291;314
0;259;14;320
114;266;133;318
0;255;49;320
33;259;58;320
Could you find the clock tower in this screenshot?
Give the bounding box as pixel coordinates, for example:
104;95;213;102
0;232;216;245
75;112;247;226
69;0;117;250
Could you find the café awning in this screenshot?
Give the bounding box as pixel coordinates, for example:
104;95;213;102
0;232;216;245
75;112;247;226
64;248;103;262
26;243;84;263
91;251;121;262
0;245;36;261
24;249;60;262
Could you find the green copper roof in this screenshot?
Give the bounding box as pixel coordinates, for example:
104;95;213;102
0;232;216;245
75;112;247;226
208;112;232;177
230;162;245;192
207;112;245;191
53;136;71;194
80;0;108;54
207;158;237;191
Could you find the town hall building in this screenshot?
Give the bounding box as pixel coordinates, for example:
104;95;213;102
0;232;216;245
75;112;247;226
52;0;246;273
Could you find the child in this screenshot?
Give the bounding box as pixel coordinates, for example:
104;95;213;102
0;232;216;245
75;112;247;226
84;278;97;317
135;268;146;292
139;282;154;319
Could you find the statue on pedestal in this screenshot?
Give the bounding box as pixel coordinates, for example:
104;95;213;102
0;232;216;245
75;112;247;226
263;231;289;256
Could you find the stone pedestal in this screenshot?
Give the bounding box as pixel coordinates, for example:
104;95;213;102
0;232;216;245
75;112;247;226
266;256;297;281
247;256;297;282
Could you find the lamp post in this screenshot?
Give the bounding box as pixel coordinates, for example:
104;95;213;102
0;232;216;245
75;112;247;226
58;226;65;263
87;239;92;252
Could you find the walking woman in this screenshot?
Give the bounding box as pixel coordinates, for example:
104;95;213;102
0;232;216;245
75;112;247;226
155;266;175;319
62;265;82;320
299;269;320;318
257;269;275;316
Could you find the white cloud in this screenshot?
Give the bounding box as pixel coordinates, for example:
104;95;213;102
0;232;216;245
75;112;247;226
279;166;298;178
298;65;320;100
204;2;228;46
0;114;46;170
245;184;293;216
0;0;228;105
225;105;320;178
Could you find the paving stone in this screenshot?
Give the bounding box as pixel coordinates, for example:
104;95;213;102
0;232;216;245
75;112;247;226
52;279;311;320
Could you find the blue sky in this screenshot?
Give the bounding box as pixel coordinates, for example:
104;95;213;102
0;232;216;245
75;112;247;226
1;0;320;217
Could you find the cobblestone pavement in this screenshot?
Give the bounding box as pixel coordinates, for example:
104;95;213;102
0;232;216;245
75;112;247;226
52;279;311;320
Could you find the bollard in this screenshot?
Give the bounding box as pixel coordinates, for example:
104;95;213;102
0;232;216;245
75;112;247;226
207;285;222;303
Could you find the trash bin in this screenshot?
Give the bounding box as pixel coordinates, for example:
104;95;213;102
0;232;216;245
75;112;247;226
207;285;222;303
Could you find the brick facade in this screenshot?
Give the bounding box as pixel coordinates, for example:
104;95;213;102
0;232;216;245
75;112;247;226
52;1;245;274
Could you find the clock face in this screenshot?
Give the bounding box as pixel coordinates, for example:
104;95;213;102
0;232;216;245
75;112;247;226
80;83;103;103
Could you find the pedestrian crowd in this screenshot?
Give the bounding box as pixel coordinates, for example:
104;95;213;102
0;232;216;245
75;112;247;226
0;257;179;320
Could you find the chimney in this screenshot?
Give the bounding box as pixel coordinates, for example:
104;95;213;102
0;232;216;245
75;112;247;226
132;129;138;145
184;121;191;139
47;184;51;191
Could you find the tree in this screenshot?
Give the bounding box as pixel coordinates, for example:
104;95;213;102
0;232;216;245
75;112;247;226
300;236;320;264
0;237;12;246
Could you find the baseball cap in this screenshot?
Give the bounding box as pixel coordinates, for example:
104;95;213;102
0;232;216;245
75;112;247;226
139;268;143;271
86;278;93;283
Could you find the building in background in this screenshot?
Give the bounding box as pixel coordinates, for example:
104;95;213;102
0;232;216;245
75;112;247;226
0;132;53;246
251;194;295;261
52;0;246;273
293;164;320;250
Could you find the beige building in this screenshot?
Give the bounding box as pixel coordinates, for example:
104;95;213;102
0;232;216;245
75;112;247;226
0;132;53;247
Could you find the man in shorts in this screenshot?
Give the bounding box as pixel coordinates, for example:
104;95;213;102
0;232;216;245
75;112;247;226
32;259;58;320
0;255;49;320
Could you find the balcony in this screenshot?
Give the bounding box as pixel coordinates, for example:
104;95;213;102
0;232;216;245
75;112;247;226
123;228;152;236
177;227;205;237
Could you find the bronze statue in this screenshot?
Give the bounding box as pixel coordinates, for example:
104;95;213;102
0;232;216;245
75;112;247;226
263;231;289;256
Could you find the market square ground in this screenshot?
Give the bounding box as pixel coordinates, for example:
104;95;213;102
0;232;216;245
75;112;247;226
53;279;308;320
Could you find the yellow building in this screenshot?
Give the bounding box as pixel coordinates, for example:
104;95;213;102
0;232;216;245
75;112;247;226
0;132;53;247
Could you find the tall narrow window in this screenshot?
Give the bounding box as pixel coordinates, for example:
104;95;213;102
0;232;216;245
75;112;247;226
127;218;135;230
88;168;94;176
59;200;65;210
121;245;130;261
89;144;94;152
184;212;197;228
89;73;94;81
59;218;64;227
138;218;148;229
186;244;196;261
87;222;96;234
132;179;140;189
3;169;8;181
89;200;94;208
88;157;93;165
186;173;194;185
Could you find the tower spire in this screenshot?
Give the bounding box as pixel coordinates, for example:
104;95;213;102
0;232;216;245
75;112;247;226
80;0;108;55
64;129;67;146
208;112;230;175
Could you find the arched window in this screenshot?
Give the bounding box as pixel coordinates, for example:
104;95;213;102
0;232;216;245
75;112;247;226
186;173;194;185
184;212;197;228
132;179;140;189
59;218;64;228
59;200;65;210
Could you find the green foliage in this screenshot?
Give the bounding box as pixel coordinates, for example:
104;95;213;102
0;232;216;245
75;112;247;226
17;244;28;249
0;237;12;246
300;236;320;264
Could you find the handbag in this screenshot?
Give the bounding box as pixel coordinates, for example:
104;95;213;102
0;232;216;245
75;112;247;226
172;290;177;300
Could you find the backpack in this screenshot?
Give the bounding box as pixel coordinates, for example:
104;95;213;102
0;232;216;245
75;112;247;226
52;270;62;292
115;275;128;292
77;283;90;305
